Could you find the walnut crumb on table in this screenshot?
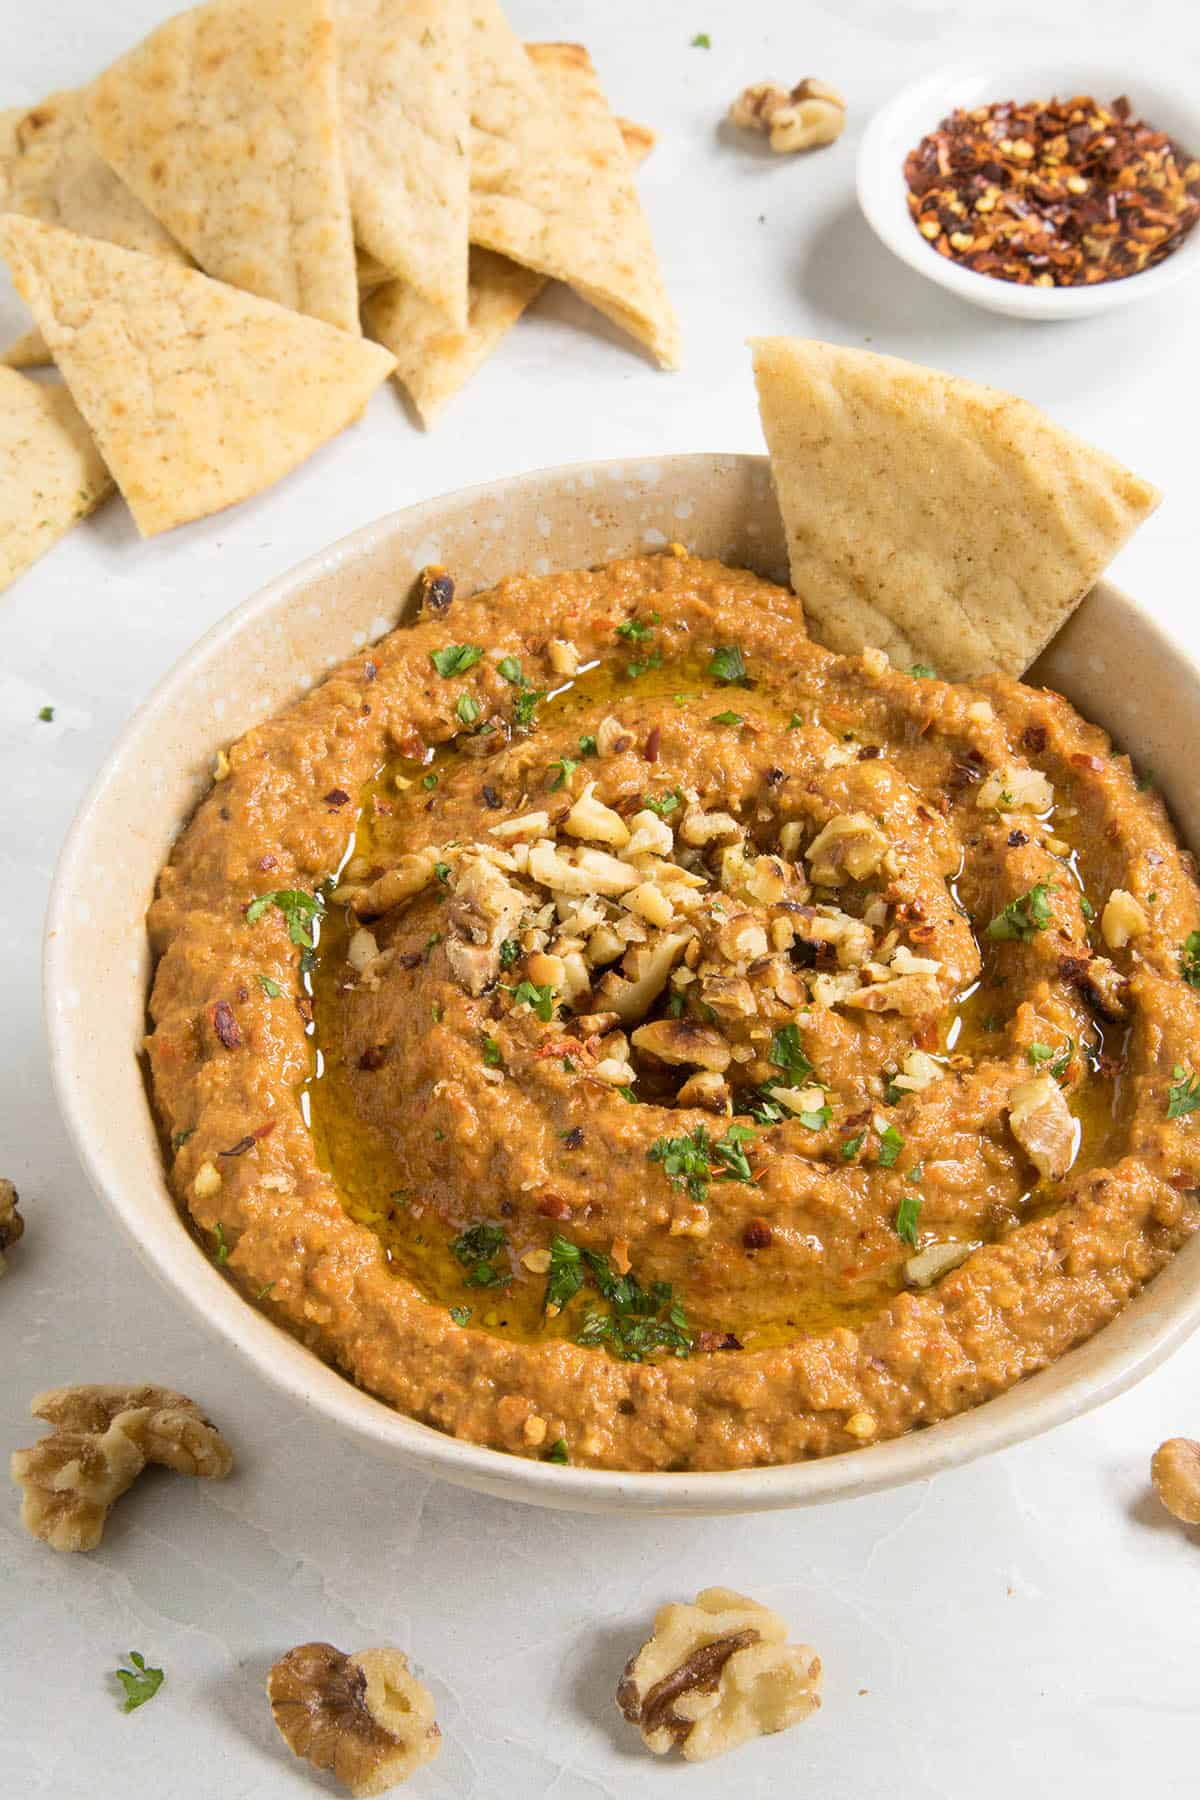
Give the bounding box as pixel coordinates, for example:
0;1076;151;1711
728;79;846;153
1152;1438;1200;1526
0;1177;24;1274
267;1642;441;1796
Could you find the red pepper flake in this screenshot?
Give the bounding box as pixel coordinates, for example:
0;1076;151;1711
324;788;351;807
211;1000;241;1049
294;994;313;1024
904;94;1200;287
252;1120;277;1141
218;1135;256;1158
396;725;426;762
696;1330;744;1353
258;853;278;872
536;1192;573;1219
743;1219;773;1250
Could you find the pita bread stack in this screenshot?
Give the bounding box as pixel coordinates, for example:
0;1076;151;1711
752;338;1160;679
0;366;110;593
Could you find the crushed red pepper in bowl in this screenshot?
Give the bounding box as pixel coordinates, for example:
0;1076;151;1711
904;94;1200;287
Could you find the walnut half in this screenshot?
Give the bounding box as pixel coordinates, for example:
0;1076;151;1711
617;1587;821;1762
729;79;846;153
1151;1437;1200;1526
10;1384;233;1552
267;1642;441;1796
0;1177;24;1274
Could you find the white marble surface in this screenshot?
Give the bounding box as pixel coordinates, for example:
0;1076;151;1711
3;1;1199;1793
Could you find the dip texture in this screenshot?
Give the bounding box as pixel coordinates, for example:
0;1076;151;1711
146;552;1200;1470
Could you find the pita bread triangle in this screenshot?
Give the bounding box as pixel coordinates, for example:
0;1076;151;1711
0;366;111;593
337;0;470;329
87;0;359;333
751;337;1160;681
467;13;679;369
0;215;394;538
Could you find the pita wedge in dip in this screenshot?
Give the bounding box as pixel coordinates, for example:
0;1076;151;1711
751;337;1160;680
0;216;394;537
467;13;679;369
0;367;111;593
87;0;359;334
337;0;470;330
0;87;188;368
364;45;655;426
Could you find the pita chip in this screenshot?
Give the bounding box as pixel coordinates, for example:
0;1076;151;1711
0;367;111;594
87;0;359;333
0;216;394;538
364;75;654;425
0;89;188;368
467;15;679;368
751;337;1160;681
337;0;470;329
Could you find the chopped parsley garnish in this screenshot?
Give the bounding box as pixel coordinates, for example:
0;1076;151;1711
450;1221;510;1287
545;1234;584;1310
909;664;937;680
549;756;578;790
642;787;682;816
544;1437;570;1463
430;643;484;677
421;771;438;790
708;644;748;685
455;692;480;726
877;1125;904;1168
649;1123;757;1203
711;710;744;727
482;1036;503;1068
768;1022;812;1087
1167;1065;1200;1119
749;1094;786;1124
1027;1042;1054;1065
257;974;284;998
1080;896;1095;921
710;1123;756;1182
255;1282;275;1301
37;704;55;721
787;713;803;729
114;1652;164;1713
627;649;662;679
986;881;1053;942
171;1129;194;1152
1181;932;1200;987
499;938;521;969
514;687;544;729
1136;768;1154;792
245;887;326;949
211;1223;229;1266
691;31;711;47
497;655;523;685
575;1248;691;1362
615;615;656;641
906;1164;924;1184
668;990;686;1019
895;1193;922;1247
798;1102;832;1131
578;734;598;757
449;1305;472;1326
617;1085;639;1103
433;861;452;885
506;979;556;1021
840;1131;866;1161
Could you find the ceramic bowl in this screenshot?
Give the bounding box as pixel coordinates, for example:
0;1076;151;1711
44;453;1200;1515
857;58;1200;320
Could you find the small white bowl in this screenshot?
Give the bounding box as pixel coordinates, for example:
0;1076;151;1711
857;58;1200;320
43;455;1200;1515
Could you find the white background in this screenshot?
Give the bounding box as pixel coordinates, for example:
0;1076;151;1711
3;1;1199;1794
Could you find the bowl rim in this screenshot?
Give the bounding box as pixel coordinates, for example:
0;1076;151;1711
856;56;1200;319
42;451;1200;1515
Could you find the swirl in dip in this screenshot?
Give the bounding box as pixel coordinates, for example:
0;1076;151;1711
147;551;1200;1471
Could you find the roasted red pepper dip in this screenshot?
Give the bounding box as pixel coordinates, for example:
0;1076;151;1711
904;94;1200;287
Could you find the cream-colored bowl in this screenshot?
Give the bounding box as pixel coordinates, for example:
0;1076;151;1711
44;454;1200;1515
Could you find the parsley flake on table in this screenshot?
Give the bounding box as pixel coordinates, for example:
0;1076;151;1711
895;1193;922;1247
691;31;711;48
245;887;326;949
430;643;483;678
114;1651;164;1714
986;881;1053;942
1167;1065;1200;1119
450;1221;510;1287
877;1125;904;1168
708;644;748;685
1181;932;1200;987
37;704;55;721
506;979;556;1021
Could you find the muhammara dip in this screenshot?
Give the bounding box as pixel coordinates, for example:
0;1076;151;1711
145;547;1200;1470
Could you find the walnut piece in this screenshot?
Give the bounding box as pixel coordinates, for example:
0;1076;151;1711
267;1642;441;1796
617;1586;821;1762
10;1384;233;1552
1151;1438;1200;1526
729;78;846;153
0;1177;24;1274
1007;1075;1077;1183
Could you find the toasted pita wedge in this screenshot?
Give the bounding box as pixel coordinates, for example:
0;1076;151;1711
0;367;111;593
364;84;654;425
467;19;678;368
0;89;189;368
751;338;1160;681
0;217;394;537
338;0;470;329
87;0;359;333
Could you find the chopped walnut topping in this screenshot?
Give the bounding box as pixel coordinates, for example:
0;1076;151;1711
1101;888;1148;949
680;805;742;848
0;1177;24;1274
349;850;439;917
444;853;526;995
596;714;633;757
677;1070;732;1112
10;1385;233;1552
267;1642;441;1796
617;1587;821;1762
844;972;941;1016
976;765;1054;813
728;78;846;153
906;1240;973;1288
1007;1075;1077;1182
890;1049;942;1094
806;812;890;886
547;638;579;677
563;781;631;848
1151;1438;1200;1526
632;1020;732;1072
